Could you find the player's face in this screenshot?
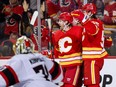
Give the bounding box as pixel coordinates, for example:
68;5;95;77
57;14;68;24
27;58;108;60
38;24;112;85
57;20;65;28
83;10;92;20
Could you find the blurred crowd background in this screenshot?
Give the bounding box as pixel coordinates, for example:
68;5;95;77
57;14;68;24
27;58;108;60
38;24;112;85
0;0;116;57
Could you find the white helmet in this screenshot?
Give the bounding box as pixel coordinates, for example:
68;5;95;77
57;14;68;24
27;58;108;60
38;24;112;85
13;36;35;54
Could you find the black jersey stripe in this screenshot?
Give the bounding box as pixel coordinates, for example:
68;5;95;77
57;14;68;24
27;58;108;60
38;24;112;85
6;66;19;83
2;66;19;86
0;71;9;86
50;61;61;80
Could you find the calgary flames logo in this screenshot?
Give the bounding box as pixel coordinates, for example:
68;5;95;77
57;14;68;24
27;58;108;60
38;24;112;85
58;37;72;53
60;0;71;7
6;17;16;26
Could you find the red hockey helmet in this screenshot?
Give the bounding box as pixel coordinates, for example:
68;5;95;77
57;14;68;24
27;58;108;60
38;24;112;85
71;9;84;22
59;12;73;23
82;3;97;14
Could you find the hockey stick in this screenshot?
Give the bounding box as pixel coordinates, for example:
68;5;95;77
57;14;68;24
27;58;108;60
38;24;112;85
30;10;42;52
44;0;55;58
45;18;55;58
30;11;38;25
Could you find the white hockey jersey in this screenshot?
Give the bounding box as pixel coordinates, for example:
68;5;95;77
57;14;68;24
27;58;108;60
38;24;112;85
0;53;63;87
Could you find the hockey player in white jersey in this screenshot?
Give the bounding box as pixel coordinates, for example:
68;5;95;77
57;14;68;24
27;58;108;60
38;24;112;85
0;36;63;87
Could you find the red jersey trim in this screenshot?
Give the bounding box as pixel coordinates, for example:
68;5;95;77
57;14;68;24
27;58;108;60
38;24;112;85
0;71;9;87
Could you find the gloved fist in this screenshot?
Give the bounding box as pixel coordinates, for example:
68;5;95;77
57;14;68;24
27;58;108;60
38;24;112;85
104;36;112;48
41;50;53;58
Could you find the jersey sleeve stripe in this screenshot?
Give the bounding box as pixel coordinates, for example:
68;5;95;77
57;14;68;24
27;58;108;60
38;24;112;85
5;65;19;83
2;65;19;86
0;71;9;86
50;61;61;80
